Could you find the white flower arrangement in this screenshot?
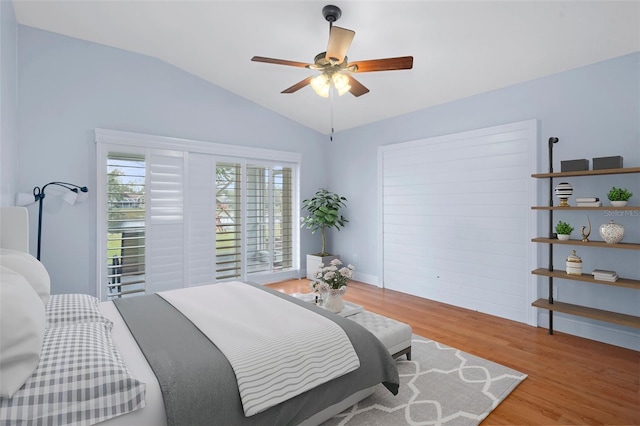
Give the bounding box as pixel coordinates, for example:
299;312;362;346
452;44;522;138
310;258;355;293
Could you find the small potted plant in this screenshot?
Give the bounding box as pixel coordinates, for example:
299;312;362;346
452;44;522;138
607;187;633;207
555;221;574;240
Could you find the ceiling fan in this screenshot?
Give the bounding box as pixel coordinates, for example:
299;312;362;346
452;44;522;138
251;4;413;98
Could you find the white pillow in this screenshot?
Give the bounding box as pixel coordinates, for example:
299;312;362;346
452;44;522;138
0;248;50;305
0;266;45;398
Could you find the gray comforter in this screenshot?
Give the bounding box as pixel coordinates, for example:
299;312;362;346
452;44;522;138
113;282;399;426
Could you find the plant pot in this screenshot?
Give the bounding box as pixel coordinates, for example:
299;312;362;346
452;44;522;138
610;200;628;207
324;293;344;313
557;234;570;241
306;254;339;280
323;287;347;313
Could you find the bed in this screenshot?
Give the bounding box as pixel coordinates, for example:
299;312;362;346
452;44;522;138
0;207;399;425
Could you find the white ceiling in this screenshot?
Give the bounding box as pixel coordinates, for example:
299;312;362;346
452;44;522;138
12;1;640;134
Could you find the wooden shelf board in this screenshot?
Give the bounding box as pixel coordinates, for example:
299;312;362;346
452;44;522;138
531;298;640;329
532;237;640;250
531;268;640;290
532;167;640;178
531;206;640;210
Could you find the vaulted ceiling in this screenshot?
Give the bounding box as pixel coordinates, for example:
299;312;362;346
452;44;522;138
12;1;640;134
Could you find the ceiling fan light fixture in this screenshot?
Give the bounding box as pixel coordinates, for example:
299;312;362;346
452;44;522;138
332;72;351;96
310;73;331;97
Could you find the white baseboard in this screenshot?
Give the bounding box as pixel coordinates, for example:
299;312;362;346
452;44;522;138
353;271;380;287
537;313;639;351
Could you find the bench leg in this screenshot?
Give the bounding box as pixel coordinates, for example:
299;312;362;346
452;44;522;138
392;346;412;361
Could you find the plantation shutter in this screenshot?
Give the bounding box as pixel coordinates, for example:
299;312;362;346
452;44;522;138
186;153;216;286
277;167;294;271
146;150;185;293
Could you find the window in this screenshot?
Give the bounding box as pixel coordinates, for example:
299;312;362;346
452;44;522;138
214;162;294;280
96;129;300;300
216;162;242;280
106;154;146;299
245;165;293;274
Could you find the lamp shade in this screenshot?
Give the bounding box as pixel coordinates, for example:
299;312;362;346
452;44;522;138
62;190;78;205
76;190;89;204
15;193;36;207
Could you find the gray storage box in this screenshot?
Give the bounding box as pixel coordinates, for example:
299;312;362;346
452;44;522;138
561;159;589;172
592;156;623;170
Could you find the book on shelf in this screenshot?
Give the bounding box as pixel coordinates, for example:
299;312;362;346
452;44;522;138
592;269;617;276
577;201;602;207
575;197;599;203
592;269;619;281
594;275;619;282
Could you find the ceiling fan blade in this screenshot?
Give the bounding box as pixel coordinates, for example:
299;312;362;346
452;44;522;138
281;76;313;94
325;26;355;64
251;56;311;68
350;56;414;72
347;75;370;97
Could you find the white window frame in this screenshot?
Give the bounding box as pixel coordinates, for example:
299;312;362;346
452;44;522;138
96;128;301;300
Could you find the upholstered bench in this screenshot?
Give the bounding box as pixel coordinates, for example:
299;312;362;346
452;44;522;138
348;310;412;360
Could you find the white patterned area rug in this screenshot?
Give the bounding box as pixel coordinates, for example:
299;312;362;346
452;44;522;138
325;335;527;426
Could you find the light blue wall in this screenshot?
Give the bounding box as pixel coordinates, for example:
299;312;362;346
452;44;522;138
10;18;640;348
0;0;18;206
16;25;328;294
330;52;640;349
331;52;640;279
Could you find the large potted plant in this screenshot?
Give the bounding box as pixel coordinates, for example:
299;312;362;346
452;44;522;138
301;188;348;279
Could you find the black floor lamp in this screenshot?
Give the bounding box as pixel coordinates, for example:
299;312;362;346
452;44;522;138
16;182;88;260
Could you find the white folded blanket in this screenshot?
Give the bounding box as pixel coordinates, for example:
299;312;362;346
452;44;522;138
158;282;360;416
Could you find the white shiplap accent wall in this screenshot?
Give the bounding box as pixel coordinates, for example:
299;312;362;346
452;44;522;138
379;120;537;324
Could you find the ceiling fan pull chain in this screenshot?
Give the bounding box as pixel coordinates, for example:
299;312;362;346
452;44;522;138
330;87;335;141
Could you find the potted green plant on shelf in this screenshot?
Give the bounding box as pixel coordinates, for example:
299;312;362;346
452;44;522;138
301;188;348;279
555;220;574;241
607;186;633;207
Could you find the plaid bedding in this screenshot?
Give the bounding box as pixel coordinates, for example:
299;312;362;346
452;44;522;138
0;322;145;426
45;294;113;329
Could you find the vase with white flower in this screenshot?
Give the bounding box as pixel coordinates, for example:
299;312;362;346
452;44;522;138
310;259;355;313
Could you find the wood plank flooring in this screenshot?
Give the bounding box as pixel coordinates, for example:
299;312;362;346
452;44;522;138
267;279;640;425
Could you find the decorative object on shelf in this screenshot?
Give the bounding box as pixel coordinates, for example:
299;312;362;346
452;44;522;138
554;182;573;206
593;155;623;170
576;197;601;207
591;269;619;282
565;250;582;276
555;220;574;240
310;258;354;313
607;186;632;207
560;159;588;172
599;220;624;244
580;216;591;242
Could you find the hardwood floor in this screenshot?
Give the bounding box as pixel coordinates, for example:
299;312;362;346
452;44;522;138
268;279;640;425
